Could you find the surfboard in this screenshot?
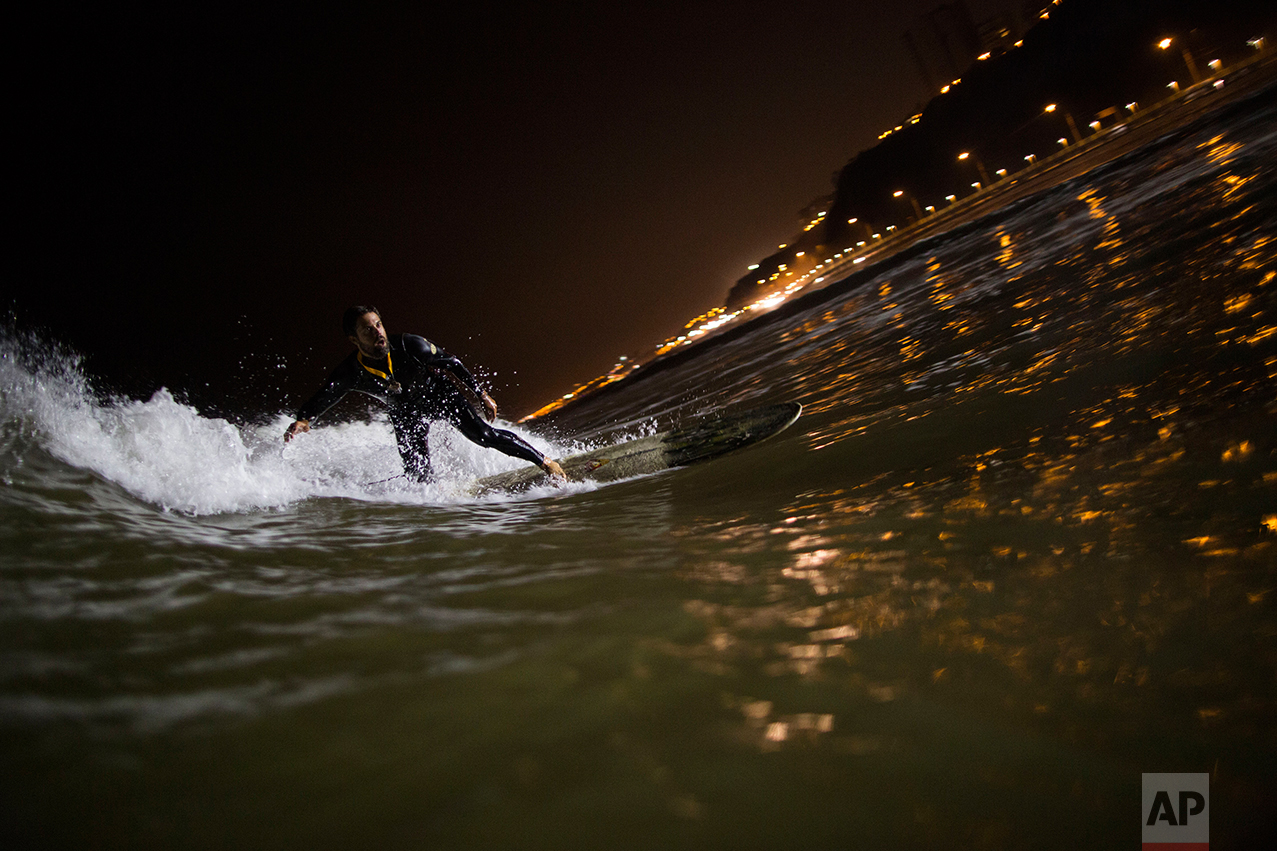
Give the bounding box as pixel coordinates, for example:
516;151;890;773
470;401;802;496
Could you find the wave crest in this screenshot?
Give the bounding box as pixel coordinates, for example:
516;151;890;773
1;329;570;514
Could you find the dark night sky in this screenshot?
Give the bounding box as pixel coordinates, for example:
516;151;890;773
12;1;1012;419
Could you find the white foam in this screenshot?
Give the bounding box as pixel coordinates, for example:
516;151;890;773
1;332;586;514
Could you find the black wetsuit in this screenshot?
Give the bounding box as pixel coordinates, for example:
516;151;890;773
295;333;546;481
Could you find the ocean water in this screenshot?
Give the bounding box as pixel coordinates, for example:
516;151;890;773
4;91;1276;848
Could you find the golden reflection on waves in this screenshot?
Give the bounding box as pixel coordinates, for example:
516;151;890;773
1078;187;1125;262
1202;132;1243;165
673;398;1274;752
665;118;1277;755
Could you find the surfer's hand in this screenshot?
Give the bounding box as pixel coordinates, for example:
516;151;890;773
284;420;310;443
542;458;567;483
480;392;498;422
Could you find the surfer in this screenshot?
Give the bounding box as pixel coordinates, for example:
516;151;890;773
284;306;566;484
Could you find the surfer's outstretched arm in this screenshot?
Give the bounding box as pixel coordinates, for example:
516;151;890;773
284;358;364;443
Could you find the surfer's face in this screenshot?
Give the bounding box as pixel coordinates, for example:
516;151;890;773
350;312;389;358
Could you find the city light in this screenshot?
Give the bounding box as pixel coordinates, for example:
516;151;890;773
1045;103;1083;143
958;151;992;185
525;24;1266;422
1158;34;1202;84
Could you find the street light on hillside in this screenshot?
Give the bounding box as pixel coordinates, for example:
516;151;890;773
1044;103;1082;144
847;216;874;241
893;189;924;222
1158;36;1201;84
957;151;991;186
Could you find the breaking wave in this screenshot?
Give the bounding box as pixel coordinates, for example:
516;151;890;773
0;329;582;514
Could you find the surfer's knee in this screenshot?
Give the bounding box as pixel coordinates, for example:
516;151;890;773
466;422;507;450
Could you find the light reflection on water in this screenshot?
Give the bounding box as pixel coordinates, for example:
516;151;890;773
603;96;1275;843
670;403;1273;755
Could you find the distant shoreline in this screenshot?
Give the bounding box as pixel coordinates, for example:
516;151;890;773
529;51;1277;429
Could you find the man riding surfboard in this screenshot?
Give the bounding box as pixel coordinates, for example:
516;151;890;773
285;306;566;484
